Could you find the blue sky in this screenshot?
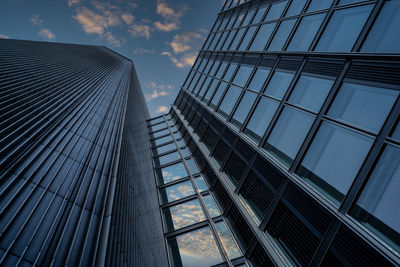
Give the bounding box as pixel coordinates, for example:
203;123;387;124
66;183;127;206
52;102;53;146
0;0;222;116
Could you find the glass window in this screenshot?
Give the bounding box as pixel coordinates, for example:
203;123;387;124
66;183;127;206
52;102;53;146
216;62;228;78
218;85;242;118
244;97;279;142
149;116;164;125
391;120;400;140
155;151;181;166
286;0;307;17
239;26;257;50
153;142;176;156
351;144;400;252
361;0;400;53
315;4;373;52
307;0;333;12
253;6;267;23
159;180;196;204
185;158;199;175
230;28;246;50
204;80;219;102
152;128;169;139
197;77;211;97
339;0;367;5
156;162;189;185
180;148;191;158
297;121;373;204
163;199;206;231
264;70;294;100
222;30;234;50
234;13;246;28
265;0;288;21
231;91;258;128
151;122;167;132
218;31;229;50
215;221;242;259
287;13;326;51
210;82;228;108
249;22;276;51
153;135;173;147
328;82;398;133
203;194;221;217
223;64;237;82
232;65;253;87
247;66;271;92
243;9;256;26
176;139;185;148
209;60;221;76
167;226;223;267
288;74;333;112
194;175;208;192
264;107;314;167
268;19;297;51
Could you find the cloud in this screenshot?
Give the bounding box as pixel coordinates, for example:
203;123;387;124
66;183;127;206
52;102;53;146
121;13;134;25
156;106;169;114
103;32;121;47
161;52;198;68
154;0;187;32
30;14;43;26
133;47;155;54
128;24;151;39
0;34;9;39
153;21;179;32
73;6;120;35
67;0;80;7
169;32;202;53
38;28;56;40
144;81;173;100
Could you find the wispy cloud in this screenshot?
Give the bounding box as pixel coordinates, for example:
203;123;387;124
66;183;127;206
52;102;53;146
161;51;197;68
31;14;56;40
156;106;169;113
144;81;173;101
38;28;56;40
0;34;10;39
67;0;80;7
169;31;202;53
121;13;134;25
154;0;187;32
154;21;179;32
133;47;156;54
73;6;120;35
103;31;121;47
30;14;43;26
128;24;151;39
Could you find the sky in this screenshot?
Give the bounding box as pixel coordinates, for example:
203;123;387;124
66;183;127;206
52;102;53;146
0;0;222;116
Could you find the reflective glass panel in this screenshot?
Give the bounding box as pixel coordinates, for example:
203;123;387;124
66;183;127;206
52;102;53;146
247;66;271;92
287;13;326;51
180;148;191;158
265;0;288;21
234;13;246;28
151;122;167;132
210;82;228;108
286;0;307;17
328;82;398;133
307;0;333;12
351;144;400;252
215;221;242;259
185;158;199;175
232;65;253;86
204;80;219;102
149;117;164;125
253;6;267;23
315;4;373;52
167;226;223;267
156;162;188;185
249;22;276;51
231;91;258;128
297;121;373;204
243;9;256;26
288;74;333;112
153;142;176;156
203;194;221;217
216;62;228;78
163;199;206;231
155;151;181;166
159;180;195;204
239;26;257;50
264;70;294;100
218;85;242;118
153;135;173;147
361;0;400;53
265;107;314;167
222;30;234;50
244;97;279;142
391;121;400;140
194;175;208;192
223;64;237;82
230;28;246;50
268;19;297;51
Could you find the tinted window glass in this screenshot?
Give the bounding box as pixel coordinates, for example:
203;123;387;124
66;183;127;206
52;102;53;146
239;26;257;50
218;85;242;118
156;162;189;185
286;0;307;17
194;175;208;192
215;221;242;259
204;80;219;102
155;151;181;166
249;22;276;51
210;82;228;108
163;199;206;231
154;142;176;156
307;0;333;12
230;28;246;50
232;65;253;86
265;0;288;21
248;66;271;92
159;180;195;204
264;70;294;100
203;194;221;217
231;91;258;128
268;19;297;51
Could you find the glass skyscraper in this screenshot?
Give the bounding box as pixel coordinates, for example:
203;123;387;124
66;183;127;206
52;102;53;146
2;0;400;266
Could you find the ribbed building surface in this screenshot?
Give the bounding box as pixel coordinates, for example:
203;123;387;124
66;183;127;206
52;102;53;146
0;39;167;266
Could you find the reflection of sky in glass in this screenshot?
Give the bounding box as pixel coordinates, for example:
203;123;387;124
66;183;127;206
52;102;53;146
194;176;208;192
153;142;176;156
185;158;199;175
157;162;188;185
160;180;195;204
163;199;206;231
215;221;242;259
154;135;173;146
168;226;222;267
203;194;221;217
156;151;181;166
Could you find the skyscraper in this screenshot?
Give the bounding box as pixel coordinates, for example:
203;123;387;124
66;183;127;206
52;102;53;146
1;0;400;266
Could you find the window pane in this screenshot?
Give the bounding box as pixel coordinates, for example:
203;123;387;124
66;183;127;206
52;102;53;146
361;0;400;52
216;62;228;78
180;148;191;158
167;226;223;267
351;144;400;252
265;107;314;167
243;9;256;26
156;162;188;185
155;151;181;166
297;121;373;204
152;128;170;139
153;135;173;147
287;13;326;51
286;0;307;17
328;82;398;133
204;80;219;102
265;0;288;21
159;180;195;204
234;13;246;28
230;28;246;50
391;121;400;140
264;70;294;100
247;66;271;92
307;0;333;12
244;97;279;142
222;30;234;50
249;22;276;51
268;19;297;51
194;175;208;192
218;85;242;118
253;6;267;23
151;122;167;132
232;65;253;86
231;91;258;128
203;194;221;217
239;26;257;50
223;64;237;81
215;221;242;259
288;74;333;112
210;82;228;108
163;199;206;231
185;158;199;175
153;142;176;156
315;4;373;52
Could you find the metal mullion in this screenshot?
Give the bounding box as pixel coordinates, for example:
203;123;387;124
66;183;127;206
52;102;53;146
164;220;210;239
157;176;191;190
219;136;239;174
289;61;351;173
234;151;258;194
